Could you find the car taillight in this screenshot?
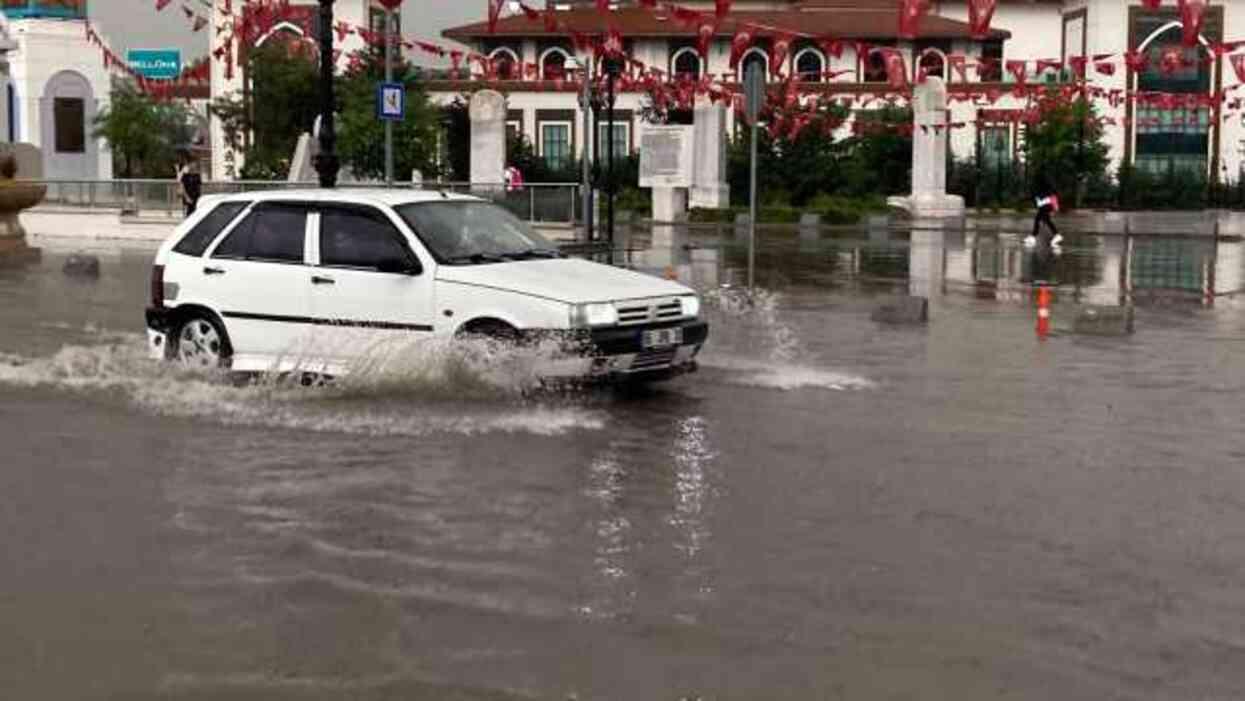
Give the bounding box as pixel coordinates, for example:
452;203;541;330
151;265;165;307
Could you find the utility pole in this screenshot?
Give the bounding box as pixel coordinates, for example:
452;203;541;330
314;0;340;188
384;6;395;186
579;54;594;242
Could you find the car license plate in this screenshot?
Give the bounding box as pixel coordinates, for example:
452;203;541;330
641;327;682;349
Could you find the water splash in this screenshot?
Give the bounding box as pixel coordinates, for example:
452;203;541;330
0;335;607;438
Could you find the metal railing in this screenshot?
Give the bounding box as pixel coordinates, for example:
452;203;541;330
28;179;583;224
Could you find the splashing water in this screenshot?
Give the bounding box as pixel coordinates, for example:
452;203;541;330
0;334;607;438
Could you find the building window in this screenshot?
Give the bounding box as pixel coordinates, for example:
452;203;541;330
540;122;571;169
980;40;1003;81
1133;15;1214;175
490;48;519;80
506;120;522;141
738;49;767;82
918;50;947;81
862;49;889;83
540;48;569;81
794;49;824;82
53;97;85;154
980;126;1011;167
597;122;629;159
672;48;701;79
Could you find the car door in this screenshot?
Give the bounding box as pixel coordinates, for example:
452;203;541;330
308;204;437;362
200;202;315;365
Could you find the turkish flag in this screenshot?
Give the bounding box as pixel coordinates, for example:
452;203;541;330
488;0;504;34
155;0;172;10
1231;53;1245;83
696;22;715;58
1140;0;1160;7
1178;0;1207;48
1160;46;1187;75
898;0;930;40
716;0;731;17
948;54;967;82
1124;50;1148;73
1006;59;1027;83
729;29;753;69
1036;58;1062;74
882;49;908;89
1095;62;1116;76
1068;55;1088;78
770;33;794;77
968;0;997;40
819;39;844;59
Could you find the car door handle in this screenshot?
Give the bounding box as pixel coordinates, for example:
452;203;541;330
203;266;225;275
311;275;335;285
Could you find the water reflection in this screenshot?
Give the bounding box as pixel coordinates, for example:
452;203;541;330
622;222;1245;308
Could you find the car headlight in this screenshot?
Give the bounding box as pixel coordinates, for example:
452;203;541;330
680;295;701;318
569;302;619;328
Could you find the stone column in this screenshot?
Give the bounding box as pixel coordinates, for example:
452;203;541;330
690;97;729;209
887;77;964;218
469;90;506;192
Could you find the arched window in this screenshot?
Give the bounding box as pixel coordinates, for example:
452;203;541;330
863;48;888;83
1133;21;1213;175
794;48;824;82
540;47;570;81
672;48;701;79
918;49;946;82
738;48;768;82
490;47;519;80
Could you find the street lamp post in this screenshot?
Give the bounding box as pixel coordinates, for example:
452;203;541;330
602;55;622;250
313;0;340;188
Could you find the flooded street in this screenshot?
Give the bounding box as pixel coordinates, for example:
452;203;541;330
4;231;1245;700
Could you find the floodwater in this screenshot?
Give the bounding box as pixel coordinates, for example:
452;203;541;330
3;229;1245;701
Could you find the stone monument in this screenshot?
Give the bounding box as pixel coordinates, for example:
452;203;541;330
691;97;729;209
887;77;964;219
469;90;506;190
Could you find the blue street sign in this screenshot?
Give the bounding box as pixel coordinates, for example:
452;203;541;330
127;49;182;80
377;82;404;121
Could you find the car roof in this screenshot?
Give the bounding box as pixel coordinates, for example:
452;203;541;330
212;188;482;208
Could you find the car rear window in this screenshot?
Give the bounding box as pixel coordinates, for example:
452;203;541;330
173;201;250;256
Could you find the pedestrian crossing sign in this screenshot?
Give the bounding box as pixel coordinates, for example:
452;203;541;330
378;83;404;121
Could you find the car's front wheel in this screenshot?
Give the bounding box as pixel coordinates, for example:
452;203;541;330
172;313;232;369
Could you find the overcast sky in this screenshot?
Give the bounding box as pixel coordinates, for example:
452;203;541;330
88;0;479;64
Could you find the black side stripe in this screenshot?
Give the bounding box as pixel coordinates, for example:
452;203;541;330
222;311;433;332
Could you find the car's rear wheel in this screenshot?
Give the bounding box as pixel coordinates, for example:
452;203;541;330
172;313;232;369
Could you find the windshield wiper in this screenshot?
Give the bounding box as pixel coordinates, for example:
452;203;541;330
446;252;506;265
500;248;563;260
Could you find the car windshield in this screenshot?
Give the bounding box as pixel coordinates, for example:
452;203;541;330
396;201;560;264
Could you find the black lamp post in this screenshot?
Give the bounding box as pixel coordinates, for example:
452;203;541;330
602;55;623;249
313;0;340;188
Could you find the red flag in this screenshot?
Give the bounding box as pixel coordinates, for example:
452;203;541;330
1036;58;1062;74
1231;53;1245;83
770;33;794;78
1005;59;1027;83
819;39;844;59
602;28;624;58
1124;50;1148;73
948;54;967;82
715;0;731;18
155;0;172;10
729;29;753;69
696;21;715;58
1094;61;1116;76
1160;46;1186;75
595;0;609;10
1140;0;1160;7
898;0;930;40
671;7;702;27
1068;55;1088;78
968;0;997;40
1178;0;1207;48
881;49;908;90
488;0;504;34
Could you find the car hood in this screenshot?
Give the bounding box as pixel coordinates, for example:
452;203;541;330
435;257;692;304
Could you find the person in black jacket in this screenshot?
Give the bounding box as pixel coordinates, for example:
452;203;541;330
1026;182;1062;248
176;151;202;217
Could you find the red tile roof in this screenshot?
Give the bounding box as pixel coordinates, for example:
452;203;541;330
443;6;1011;41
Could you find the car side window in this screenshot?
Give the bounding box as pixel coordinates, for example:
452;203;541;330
173;201;249;256
212;205;307;263
319;208;416;271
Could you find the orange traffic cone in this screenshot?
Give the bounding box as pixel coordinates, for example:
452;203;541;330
1036;285;1051;340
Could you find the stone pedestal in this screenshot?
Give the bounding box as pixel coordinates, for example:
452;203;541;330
691;98;729;209
652;187;688;223
469;90;507;191
888;77;964;219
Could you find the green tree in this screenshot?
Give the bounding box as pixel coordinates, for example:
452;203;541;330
836;105;913;198
92;80;196;177
335;50;444;181
211;38;319;179
1023;89;1110;209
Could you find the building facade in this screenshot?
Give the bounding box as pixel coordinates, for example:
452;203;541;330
434;0;1245;191
0;0;112;179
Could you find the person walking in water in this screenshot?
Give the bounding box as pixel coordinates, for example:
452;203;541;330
1026;183;1062;248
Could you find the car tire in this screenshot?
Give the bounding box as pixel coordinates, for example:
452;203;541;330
171;312;233;369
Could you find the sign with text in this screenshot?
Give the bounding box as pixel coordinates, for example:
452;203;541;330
638;126;693;188
127;49;182;80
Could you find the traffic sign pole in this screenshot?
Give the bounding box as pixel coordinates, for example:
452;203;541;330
743;64;764;294
384;8;394;187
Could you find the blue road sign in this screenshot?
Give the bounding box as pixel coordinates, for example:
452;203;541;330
127;49;182;80
378;83;405;121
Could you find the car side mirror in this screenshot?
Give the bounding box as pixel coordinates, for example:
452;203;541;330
376;257;421;275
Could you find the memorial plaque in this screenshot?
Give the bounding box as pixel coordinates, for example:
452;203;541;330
639;125;693;188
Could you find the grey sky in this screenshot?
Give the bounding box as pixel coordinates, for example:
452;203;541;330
87;0;479;65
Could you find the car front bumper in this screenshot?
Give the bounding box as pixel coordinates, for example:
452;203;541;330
575;319;709;380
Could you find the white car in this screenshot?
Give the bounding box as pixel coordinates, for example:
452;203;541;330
145;189;707;381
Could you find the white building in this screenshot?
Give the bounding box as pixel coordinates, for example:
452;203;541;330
0;1;112;179
433;0;1245;189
